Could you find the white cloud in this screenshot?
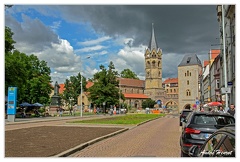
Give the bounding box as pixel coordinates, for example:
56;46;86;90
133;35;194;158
77;36;111;46
75;45;107;53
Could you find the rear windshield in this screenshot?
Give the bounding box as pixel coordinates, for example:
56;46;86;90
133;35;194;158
192;115;235;125
182;111;191;116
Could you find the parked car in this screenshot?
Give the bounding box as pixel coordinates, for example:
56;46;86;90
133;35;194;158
180;111;235;157
188;124;235;157
179;109;192;126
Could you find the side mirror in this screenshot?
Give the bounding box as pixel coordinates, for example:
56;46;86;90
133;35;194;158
189;145;199;157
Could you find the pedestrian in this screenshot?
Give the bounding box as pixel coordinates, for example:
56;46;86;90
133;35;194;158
96;107;99;114
218;106;225;112
73;106;76;116
227;104;235;117
59;108;63;117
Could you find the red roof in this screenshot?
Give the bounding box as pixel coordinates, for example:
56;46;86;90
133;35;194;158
59;84;65;94
117;78;145;87
123;93;149;99
162;78;178;84
86;81;94;89
203;60;210;67
210;49;220;60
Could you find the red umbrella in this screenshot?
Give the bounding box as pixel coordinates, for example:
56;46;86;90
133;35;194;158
207;102;222;106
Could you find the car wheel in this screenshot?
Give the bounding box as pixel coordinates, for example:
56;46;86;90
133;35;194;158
181;150;189;157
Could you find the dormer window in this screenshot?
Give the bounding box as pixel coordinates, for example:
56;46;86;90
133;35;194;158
187;57;191;63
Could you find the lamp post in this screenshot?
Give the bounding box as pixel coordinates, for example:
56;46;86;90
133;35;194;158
80;56;91;117
103;101;106;115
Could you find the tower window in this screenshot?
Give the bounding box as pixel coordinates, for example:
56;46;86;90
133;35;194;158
186;89;191;96
187;80;189;85
187;57;191;63
152;60;156;67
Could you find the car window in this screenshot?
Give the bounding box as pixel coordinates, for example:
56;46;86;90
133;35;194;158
182;111;191;116
217;135;235;156
200;133;226;156
192;115;235;125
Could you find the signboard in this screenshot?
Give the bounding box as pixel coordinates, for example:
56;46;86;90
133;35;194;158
157;100;161;105
227;82;233;86
196;100;200;105
7;87;17;115
221;87;231;94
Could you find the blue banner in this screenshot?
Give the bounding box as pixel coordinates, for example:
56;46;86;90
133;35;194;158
7;87;17;115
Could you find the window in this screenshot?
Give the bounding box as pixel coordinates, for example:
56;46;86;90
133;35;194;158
218;135;235;155
187;57;191;63
216;80;220;89
201;134;225;154
187;80;189;85
190;72;191;76
152;60;156;67
187;70;189;76
186;89;191;96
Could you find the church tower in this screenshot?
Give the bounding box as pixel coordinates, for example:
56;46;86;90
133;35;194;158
144;24;164;99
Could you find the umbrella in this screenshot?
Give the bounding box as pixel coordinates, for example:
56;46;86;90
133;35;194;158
207;102;222;106
33;103;43;107
19;102;32;107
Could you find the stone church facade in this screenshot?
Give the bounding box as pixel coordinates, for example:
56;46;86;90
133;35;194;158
144;24;178;111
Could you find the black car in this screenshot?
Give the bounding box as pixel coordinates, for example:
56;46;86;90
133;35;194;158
180;111;235;157
189;124;235;157
179;109;192;126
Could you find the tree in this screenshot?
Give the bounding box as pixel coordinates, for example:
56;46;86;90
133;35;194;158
5;26;16;54
5;27;52;105
142;98;156;109
120;68;139;79
62;72;87;108
88;61;124;107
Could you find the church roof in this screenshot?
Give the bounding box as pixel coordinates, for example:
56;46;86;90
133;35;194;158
123;93;149;99
117;78;145;88
148;23;158;51
178;54;202;67
163;78;178;84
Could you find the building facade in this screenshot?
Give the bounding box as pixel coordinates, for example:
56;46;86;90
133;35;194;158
216;5;235;106
178;54;202;111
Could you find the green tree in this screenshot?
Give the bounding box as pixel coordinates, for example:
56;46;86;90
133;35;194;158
5;27;52;105
62;72;87;108
5;26;16;54
88;61;125;107
142;98;156;108
120;68;139;79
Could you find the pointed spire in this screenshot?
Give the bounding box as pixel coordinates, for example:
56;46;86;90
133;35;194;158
148;23;158;51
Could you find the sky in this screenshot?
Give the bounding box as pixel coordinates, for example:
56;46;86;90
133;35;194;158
3;2;226;84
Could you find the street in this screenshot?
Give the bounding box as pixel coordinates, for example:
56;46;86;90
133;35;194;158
70;115;181;157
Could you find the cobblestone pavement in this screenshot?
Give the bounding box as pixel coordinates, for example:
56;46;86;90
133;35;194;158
70;116;181;157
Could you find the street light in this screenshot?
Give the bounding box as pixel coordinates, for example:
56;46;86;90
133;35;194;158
80;56;91;117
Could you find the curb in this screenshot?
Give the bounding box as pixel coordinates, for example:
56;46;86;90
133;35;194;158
53;128;129;157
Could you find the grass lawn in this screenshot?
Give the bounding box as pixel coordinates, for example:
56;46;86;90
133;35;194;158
68;114;166;125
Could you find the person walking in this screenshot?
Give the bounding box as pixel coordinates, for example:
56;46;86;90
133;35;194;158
218;106;225;112
227;104;235;117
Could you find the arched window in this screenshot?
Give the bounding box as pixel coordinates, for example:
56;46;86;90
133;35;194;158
187;70;189;76
158;71;161;77
152;60;156;67
187;80;189;85
147;71;150;77
190;72;191;76
186;89;191;96
158;61;160;67
147;61;150;68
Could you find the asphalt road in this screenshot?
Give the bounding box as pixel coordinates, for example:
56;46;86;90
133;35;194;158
70;115;181;157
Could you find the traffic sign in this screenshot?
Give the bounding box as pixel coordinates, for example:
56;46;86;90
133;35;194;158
196;100;200;105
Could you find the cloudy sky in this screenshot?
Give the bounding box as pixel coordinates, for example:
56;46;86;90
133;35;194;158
4;2;224;84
